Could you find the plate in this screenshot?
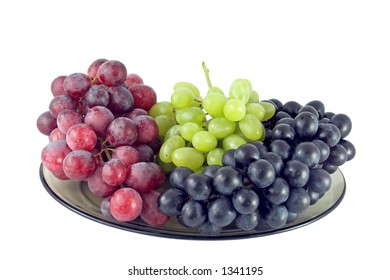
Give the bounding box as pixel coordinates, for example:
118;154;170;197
39;164;346;240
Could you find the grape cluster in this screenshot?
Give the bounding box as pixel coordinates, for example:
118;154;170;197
37;59;169;226
158;99;356;234
38;60;356;235
150;63;275;172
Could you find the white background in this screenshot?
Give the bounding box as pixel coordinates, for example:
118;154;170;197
1;0;389;279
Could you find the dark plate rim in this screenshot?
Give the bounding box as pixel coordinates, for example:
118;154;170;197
39;164;346;241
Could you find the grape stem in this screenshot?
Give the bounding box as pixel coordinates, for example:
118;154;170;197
104;148;112;161
97;138;112;161
202;62;212;89
94;147;112;162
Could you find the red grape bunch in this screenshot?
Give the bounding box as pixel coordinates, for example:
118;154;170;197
37;59;169;226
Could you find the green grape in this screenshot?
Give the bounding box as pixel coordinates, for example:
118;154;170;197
207;86;224;95
223;99;246;122
190;100;202;108
164;124;181;141
176;107;206;125
159;135;185;163
192;131;218;152
180;122;203;141
171;147;205;171
207;117;236;139
222;134;247;150
174;81;201;97
229;79;252;104
194;166;205;174
248;90;259;103
171;88;194;109
154;115;176;137
202;93;228;118
238;114;264;141
156;154;176;172
234;125;249;141
206;148;225;165
245;102;265;121
149;101;175;118
259;101;276;121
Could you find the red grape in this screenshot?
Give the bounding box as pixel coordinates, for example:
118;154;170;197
100;196;114;219
51;169;70;180
133;115;159;144
56;109;83;134
84;106;114;137
49;95;78;118
125;73;144;88
109;188;142;222
124;108;148;120
49;128;66;142
63;150;96;181
129;84;157;111
140;190;169;226
87;58;108;83
102;159;128;186
50;75;67;97
37;111;57;136
107;85;134;113
111;146;140;167
125;162;165;193
134;144;155;162
87;163;118;197
41;140;71;179
146;137;162;154
97;60;127;87
66;123;97;151
85;85;109;108
63;73;92;100
106;117;138;147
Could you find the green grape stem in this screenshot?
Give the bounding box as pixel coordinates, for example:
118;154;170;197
101;138;108;147
104;148;112;161
194;96;203;103
202;62;212;89
95;137;112;161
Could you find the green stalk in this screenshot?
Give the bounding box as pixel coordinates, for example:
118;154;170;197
202;62;212;89
104;148;112;161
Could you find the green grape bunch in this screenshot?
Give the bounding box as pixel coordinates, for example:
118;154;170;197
149;62;276;172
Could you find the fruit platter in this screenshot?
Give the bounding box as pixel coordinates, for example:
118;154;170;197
38;59;356;239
